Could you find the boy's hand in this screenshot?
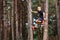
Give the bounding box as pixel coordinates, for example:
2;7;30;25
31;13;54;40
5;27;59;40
31;9;32;12
44;18;46;21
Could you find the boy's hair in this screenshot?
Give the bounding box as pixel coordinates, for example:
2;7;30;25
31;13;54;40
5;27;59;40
36;4;42;11
37;4;41;8
37;5;42;9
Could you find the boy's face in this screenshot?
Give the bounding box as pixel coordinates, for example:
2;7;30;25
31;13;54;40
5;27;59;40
37;6;41;11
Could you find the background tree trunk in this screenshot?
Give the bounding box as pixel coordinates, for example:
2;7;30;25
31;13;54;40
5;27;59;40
15;0;18;40
2;0;8;40
56;0;60;40
22;0;28;40
0;0;3;40
17;0;23;40
11;0;15;40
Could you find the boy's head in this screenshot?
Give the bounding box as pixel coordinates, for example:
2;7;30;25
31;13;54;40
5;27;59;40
37;6;41;11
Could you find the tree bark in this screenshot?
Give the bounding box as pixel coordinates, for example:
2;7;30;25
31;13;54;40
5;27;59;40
15;0;18;40
17;0;23;40
2;0;8;40
0;0;3;40
43;0;48;40
11;0;15;40
22;0;28;40
27;0;33;40
55;0;60;40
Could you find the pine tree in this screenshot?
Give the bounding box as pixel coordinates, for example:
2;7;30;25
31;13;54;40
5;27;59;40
11;0;15;40
15;0;18;40
2;0;8;40
22;0;28;40
27;0;33;40
0;0;3;40
43;0;48;40
56;0;60;40
17;0;23;40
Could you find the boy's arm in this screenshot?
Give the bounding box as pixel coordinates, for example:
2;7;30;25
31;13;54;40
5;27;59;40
31;10;38;13
43;12;46;20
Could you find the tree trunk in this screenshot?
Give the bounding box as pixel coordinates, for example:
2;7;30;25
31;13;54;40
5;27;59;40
19;9;23;40
55;0;60;40
17;0;23;40
43;0;48;40
27;0;33;40
22;0;28;40
11;0;15;40
2;0;8;40
0;0;3;40
15;0;18;40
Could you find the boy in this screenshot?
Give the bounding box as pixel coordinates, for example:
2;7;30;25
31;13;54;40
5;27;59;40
32;6;45;24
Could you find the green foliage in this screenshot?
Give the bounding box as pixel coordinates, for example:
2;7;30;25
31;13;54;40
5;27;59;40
48;0;57;36
33;30;38;40
6;0;11;22
32;0;38;10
